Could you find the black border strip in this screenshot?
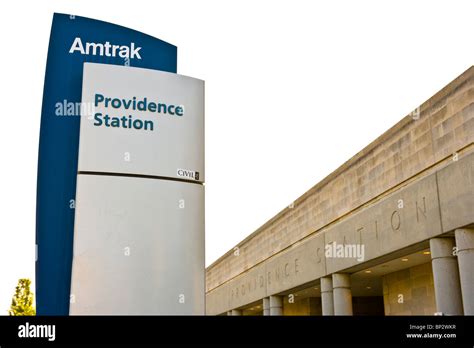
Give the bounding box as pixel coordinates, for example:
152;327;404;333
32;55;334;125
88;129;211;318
1;316;473;346
78;171;203;185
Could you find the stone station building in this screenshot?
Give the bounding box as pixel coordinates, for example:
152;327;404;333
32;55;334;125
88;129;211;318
206;67;474;316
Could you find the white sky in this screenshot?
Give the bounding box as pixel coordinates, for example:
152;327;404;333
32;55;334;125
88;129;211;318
0;0;473;314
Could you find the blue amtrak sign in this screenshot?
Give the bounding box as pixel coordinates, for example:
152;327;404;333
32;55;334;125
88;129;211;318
36;13;177;315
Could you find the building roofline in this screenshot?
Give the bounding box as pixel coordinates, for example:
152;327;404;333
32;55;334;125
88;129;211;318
207;65;474;271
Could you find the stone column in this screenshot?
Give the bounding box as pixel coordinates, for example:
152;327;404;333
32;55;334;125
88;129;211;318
269;295;283;316
321;276;334;315
455;229;474;315
231;309;242;316
430;237;463;315
332;273;353;315
226;311;232;316
263;297;270;316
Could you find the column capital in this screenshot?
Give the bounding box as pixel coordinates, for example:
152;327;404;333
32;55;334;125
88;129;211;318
430;237;455;260
321;276;333;293
332;273;351;289
455;228;474;252
269;295;283;308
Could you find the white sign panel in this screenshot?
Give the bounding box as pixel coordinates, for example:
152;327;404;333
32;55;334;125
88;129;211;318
70;174;205;314
78;63;204;182
71;62;205;315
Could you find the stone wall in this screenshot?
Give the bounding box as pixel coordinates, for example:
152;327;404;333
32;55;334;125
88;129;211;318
382;262;436;315
282;297;322;316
